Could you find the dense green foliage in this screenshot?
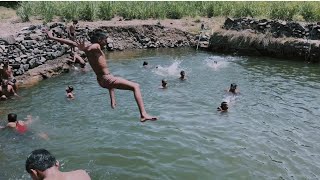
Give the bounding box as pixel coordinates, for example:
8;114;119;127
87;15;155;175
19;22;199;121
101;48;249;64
15;1;320;22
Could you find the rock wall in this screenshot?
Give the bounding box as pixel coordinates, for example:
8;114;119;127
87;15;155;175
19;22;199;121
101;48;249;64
0;23;196;85
223;17;320;40
208;18;320;63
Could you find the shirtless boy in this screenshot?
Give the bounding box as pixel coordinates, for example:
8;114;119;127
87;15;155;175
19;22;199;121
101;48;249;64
46;30;157;122
179;70;186;80
0;61;17;91
66;86;75;99
26;149;91;180
0;79;19;99
68;52;86;69
68;20;78;52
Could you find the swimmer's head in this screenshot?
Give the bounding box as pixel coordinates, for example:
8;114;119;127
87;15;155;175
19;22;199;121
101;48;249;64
26;149;57;177
162;79;167;88
143;61;148;66
8;113;17;122
89;30;108;46
180;70;185;76
229;83;237;92
80;63;86;68
214;61;217;64
220;102;228;111
66;86;74;93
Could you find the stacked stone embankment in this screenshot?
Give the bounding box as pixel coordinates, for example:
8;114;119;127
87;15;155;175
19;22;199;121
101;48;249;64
223;17;320;39
0;23;196;86
208;17;320;63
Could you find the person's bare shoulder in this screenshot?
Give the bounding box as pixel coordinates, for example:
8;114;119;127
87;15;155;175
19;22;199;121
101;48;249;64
67;170;91;180
87;44;100;51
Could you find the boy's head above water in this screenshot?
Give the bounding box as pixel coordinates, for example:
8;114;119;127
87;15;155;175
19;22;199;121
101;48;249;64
162;79;167;88
143;61;148;66
8;113;17;122
218;102;228;111
25;149;57;177
229;83;237;92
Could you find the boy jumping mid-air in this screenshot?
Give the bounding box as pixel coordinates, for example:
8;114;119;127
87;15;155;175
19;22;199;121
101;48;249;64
46;30;157;122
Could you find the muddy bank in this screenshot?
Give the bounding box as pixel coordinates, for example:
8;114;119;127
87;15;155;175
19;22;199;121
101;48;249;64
208;18;320;63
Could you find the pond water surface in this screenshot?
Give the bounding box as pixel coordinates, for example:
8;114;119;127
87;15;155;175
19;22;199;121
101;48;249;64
0;48;320;179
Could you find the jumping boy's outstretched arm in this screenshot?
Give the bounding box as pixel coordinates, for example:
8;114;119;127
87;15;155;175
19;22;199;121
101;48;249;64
46;30;78;47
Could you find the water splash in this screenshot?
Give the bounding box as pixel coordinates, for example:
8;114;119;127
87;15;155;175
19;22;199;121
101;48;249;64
153;60;183;77
205;56;230;70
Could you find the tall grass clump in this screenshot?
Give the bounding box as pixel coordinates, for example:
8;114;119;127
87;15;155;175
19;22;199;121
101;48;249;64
14;1;320;22
98;1;113;20
233;2;260;18
269;2;299;20
165;2;184;19
299;2;320;22
78;2;96;21
16;1;32;22
56;2;79;21
38;1;56;22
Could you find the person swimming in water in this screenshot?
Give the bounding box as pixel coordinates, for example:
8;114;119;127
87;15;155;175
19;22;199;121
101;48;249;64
179;70;187;80
67;52;86;70
217;102;228;112
143;61;148;67
228;83;239;94
46;29;157;122
25;149;91;180
160;79;168;89
5;113;32;134
66;86;75;99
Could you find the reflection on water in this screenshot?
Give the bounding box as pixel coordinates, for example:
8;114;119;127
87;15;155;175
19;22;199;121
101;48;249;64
0;48;320;179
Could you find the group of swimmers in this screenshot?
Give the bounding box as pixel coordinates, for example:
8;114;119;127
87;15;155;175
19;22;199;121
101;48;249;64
0;21;242;179
143;61;187;89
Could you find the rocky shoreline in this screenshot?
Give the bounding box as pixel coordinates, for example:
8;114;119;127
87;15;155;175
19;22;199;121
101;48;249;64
208;17;320;63
1;17;319;89
0;23;198;88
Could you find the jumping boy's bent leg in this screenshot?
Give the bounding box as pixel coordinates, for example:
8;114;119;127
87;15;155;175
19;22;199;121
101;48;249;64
109;76;157;122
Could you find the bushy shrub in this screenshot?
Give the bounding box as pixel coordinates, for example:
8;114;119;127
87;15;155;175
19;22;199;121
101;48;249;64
16;1;32;22
98;1;113;20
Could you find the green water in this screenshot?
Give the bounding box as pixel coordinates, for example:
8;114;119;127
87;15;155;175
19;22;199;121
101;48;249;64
0;48;320;179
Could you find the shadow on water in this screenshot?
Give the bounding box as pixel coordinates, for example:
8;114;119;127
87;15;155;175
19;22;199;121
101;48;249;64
1;48;320;179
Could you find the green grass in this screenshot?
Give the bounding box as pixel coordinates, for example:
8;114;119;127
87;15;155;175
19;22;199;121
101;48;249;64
15;1;320;22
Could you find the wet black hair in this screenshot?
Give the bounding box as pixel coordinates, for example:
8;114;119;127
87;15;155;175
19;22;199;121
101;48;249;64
162;79;167;84
180;70;185;75
143;61;148;66
25;149;56;173
66;86;74;93
80;63;86;68
230;83;237;88
88;30;108;44
221;102;228;110
8;113;17;122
